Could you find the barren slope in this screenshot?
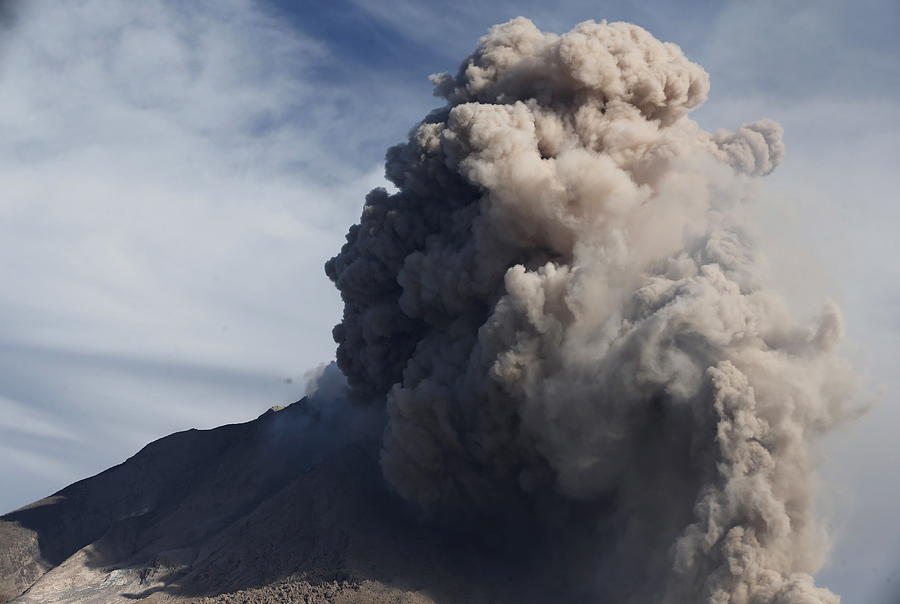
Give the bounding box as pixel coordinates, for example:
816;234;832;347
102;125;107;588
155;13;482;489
0;400;577;603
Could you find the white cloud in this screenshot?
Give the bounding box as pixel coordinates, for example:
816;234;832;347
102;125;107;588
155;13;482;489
0;0;394;512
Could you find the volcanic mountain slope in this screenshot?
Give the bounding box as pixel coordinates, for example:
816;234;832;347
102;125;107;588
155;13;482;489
0;398;569;604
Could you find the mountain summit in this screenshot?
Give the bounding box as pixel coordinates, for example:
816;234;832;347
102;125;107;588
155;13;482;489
0;397;570;603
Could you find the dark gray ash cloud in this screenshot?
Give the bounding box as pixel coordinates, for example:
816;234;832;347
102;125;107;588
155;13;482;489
327;17;855;603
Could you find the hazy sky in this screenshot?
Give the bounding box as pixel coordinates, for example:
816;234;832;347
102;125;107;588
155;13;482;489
1;1;898;602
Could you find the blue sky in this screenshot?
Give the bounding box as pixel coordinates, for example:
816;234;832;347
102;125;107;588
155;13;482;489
0;1;898;602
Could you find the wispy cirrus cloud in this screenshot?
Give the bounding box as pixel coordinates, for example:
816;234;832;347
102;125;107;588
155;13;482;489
0;0;409;513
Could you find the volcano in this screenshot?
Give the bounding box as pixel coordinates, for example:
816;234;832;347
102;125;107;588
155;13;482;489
2;16;853;604
0;397;567;603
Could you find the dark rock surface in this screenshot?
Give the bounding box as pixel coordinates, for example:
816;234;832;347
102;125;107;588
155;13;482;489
0;400;571;603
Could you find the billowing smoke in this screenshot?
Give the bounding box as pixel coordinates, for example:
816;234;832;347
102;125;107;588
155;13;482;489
326;18;853;603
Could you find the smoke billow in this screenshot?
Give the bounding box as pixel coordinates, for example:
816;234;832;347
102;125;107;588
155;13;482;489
326;18;853;603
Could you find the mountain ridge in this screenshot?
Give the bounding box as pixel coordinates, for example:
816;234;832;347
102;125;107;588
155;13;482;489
0;398;573;603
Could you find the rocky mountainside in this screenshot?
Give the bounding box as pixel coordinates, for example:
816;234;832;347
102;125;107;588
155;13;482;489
0;398;574;604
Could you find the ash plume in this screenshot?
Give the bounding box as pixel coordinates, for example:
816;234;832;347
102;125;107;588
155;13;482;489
326;18;853;603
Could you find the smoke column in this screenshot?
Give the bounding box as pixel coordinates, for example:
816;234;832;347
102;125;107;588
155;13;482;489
326;18;853;603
